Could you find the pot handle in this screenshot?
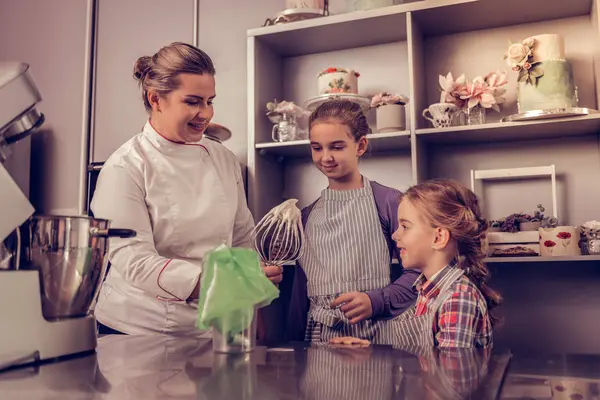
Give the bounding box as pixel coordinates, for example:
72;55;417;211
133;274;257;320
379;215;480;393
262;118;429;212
90;228;137;238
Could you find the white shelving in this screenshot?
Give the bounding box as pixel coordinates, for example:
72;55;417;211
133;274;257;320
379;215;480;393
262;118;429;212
415;114;600;144
486;255;600;263
247;0;600;246
255;130;411;158
247;0;592;56
411;0;592;36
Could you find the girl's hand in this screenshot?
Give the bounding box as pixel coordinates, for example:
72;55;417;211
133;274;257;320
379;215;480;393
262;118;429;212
261;262;283;285
330;292;373;324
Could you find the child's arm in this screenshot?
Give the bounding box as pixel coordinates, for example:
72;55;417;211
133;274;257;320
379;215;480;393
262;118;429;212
436;290;484;348
331;270;419;324
366;269;420;319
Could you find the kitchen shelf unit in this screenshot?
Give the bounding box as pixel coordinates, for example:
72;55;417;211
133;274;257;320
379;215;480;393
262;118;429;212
247;0;600;242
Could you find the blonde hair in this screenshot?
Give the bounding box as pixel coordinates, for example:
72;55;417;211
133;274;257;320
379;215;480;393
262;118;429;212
403;179;502;320
133;42;215;112
308;99;370;141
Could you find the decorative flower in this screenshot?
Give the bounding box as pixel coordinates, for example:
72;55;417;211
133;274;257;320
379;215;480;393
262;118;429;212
542;217;559;228
439;71;507;113
439;72;467;109
318;67;360;78
504;37;543;86
522;37;535;47
557;232;572;240
370;92;409;108
582;220;600;230
266;100;309;119
506;43;529;67
544;240;556;247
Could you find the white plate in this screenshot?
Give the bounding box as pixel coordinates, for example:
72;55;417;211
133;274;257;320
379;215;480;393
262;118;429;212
204;123;231;143
501;107;598;122
304;93;371;112
265;8;326;26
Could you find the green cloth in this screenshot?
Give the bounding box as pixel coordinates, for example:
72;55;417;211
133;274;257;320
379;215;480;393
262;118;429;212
197;245;279;336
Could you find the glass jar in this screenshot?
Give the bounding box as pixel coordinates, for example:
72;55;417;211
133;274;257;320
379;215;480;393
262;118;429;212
465;105;486;125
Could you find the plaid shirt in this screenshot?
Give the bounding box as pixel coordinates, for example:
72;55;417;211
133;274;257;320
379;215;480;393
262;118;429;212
414;265;493;348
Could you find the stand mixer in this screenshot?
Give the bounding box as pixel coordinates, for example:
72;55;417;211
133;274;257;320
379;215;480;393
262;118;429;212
0;62;134;372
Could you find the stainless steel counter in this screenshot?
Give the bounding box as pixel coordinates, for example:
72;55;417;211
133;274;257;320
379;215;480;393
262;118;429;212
0;335;598;399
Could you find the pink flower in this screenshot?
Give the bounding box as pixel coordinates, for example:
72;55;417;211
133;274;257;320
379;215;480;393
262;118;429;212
523;62;532;70
484;71;508;110
512;65;522;72
460;77;496;110
485;71;508;88
439;72;467;108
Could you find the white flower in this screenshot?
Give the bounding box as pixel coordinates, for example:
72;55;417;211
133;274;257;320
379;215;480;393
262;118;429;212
582;220;600;230
506;43;529;67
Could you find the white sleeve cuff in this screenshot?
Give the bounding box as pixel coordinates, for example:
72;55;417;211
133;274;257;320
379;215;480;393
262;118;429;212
156;259;202;300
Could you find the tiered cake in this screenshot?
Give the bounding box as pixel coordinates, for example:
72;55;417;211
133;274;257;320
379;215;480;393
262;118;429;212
506;34;578;113
317;67;360;95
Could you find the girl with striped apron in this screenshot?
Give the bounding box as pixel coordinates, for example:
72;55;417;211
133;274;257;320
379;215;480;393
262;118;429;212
301;176;398;342
286;99;418;343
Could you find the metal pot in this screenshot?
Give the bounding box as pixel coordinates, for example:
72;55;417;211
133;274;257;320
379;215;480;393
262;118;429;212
21;215;135;320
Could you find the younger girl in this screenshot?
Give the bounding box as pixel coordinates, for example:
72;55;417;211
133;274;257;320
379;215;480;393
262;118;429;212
332;179;501;348
286;99;419;342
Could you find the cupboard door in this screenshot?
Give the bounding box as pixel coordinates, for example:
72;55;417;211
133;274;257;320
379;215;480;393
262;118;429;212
92;0;195;163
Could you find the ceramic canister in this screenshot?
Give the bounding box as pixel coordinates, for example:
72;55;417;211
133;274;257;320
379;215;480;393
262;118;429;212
539;226;581;257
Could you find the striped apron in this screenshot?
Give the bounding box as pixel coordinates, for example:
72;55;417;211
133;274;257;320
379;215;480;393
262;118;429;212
300;176;392;342
378;267;466;349
299;344;394;400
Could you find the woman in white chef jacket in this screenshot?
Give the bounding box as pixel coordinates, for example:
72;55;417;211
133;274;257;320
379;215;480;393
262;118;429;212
91;42;282;336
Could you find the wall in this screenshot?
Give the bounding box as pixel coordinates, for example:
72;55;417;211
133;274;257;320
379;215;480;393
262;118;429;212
0;0;89;215
197;0;282;163
91;0;195;163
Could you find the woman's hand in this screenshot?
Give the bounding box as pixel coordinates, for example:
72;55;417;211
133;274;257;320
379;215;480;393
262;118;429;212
261;262;283;285
330;292;373;324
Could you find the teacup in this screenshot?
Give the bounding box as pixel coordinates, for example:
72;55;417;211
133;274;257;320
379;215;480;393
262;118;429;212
422;103;460;128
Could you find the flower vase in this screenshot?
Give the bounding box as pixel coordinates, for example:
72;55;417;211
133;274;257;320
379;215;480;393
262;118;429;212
376;104;406;132
465;105;486;125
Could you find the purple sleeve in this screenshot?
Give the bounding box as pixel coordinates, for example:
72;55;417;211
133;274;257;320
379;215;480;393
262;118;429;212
367;269;419;318
367;181;419;318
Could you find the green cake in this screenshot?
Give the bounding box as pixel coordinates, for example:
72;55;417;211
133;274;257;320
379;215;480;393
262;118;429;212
505;34;578;113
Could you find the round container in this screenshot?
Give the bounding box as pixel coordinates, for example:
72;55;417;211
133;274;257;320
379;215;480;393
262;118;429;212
376;104;406;132
23;215;135;319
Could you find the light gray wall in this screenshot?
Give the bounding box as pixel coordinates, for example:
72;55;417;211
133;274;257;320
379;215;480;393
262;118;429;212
0;0;89;215
197;0;282;163
91;0;195;163
428;135;600;226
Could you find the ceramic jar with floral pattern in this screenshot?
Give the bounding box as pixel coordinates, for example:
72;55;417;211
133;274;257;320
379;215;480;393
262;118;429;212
539;226;581;257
